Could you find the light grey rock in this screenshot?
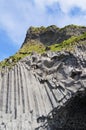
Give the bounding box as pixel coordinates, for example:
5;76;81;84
0;46;86;130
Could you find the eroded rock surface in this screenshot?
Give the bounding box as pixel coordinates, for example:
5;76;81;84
0;45;86;130
22;25;86;46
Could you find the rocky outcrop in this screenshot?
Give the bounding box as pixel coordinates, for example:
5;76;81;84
0;44;86;130
22;25;86;46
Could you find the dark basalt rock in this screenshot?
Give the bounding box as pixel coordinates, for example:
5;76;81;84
22;25;86;47
0;44;86;130
0;23;86;130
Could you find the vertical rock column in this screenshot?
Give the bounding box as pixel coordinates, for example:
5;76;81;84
0;71;4;112
13;65;17;119
19;63;28;114
11;67;15;119
2;69;9;114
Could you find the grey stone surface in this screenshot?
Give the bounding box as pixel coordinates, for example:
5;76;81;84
22;25;86;47
0;45;86;130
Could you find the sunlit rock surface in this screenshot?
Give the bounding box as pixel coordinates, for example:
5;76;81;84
0;45;86;130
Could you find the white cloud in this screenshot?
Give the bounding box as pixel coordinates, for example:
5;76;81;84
57;0;86;13
0;0;86;46
34;0;86;13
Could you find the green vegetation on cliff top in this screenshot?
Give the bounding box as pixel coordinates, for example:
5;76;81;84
0;29;86;69
50;32;86;51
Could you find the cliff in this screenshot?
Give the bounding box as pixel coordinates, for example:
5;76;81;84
22;25;86;46
0;25;86;130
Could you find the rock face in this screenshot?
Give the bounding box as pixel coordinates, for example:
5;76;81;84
22;25;86;46
0;44;86;130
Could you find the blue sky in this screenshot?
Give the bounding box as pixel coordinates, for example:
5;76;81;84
0;0;86;61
